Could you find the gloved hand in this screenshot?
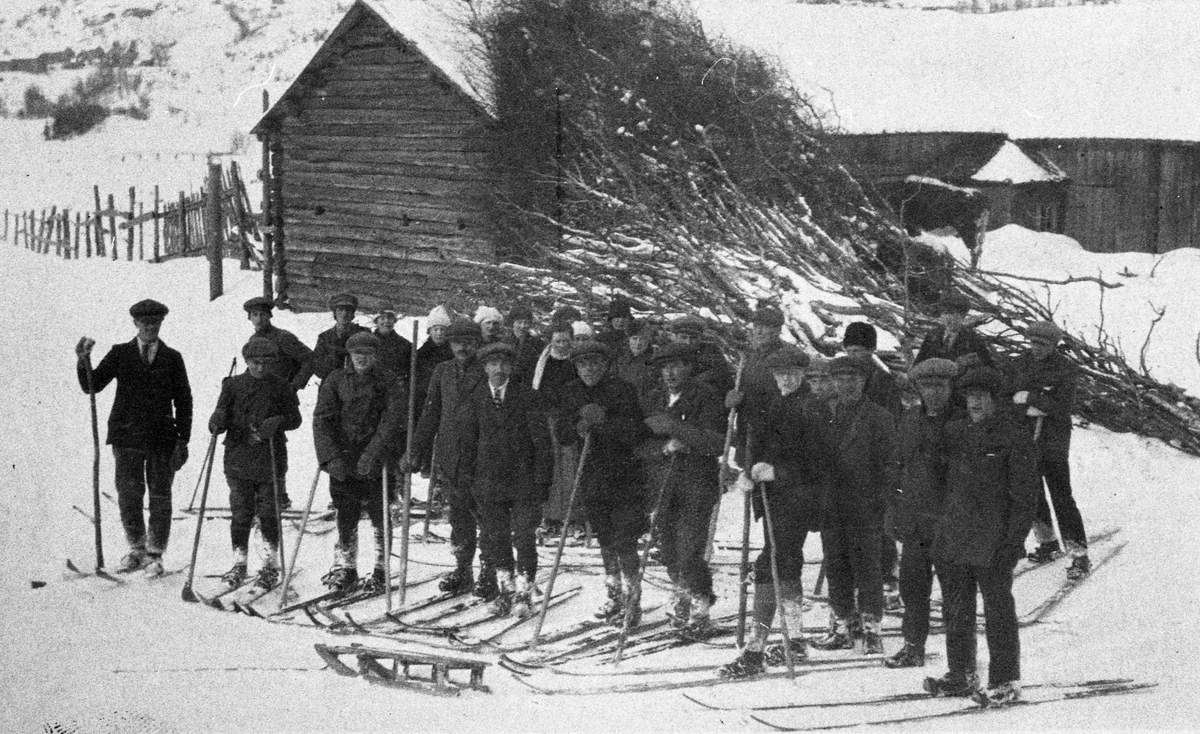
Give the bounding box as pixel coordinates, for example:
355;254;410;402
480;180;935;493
645;414;676;435
258;415;284;440
170;441;189;472
324;458;349;481
1026;406;1047;418
724;389;744;409
663;437;686;455
207;418;225;435
579;403;607;428
357;450;380;477
1013;390;1030;405
75;337;95;360
750;462;775;483
734;472;754;495
398;452;420;475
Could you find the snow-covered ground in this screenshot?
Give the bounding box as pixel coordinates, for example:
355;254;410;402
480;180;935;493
1;228;1199;732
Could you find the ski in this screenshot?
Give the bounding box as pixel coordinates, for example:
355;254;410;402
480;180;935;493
447;586;584;648
1020;540;1126;626
195;578;260;610
230;581;283;614
683;676;1141;712
65;558;126;584
490;601;670;655
506;652;876;680
749;680;1157;731
318;589;470;630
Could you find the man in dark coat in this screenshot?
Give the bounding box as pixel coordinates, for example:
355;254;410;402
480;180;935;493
615;319;657;413
372;306;413;383
597;296;634;354
915;292;994;370
408;319;488;595
313;332;407;592
555;341;650;625
76;299;192;576
508;304;545;387
311;293;370;382
462;342;552;617
641;343;728;634
719;346;828;679
927;367;1039;705
1006;321;1089;578
668;314;734;395
208;337;302;590
243;296;314;392
724;306;794;468
883;358;957;669
811;356;896;656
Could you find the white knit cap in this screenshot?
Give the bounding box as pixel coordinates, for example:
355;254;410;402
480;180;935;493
474;305;504;325
427;305;453;329
571;320;595;338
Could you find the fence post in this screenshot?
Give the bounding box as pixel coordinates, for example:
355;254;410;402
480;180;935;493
153;185;160;262
206;162;224;301
61;210;69;259
229;161;251;271
93;185;105;257
269;135;287;304
74;211;81;258
127;187;136;261
107;194;116;260
138;202;144;260
179;191;187;254
28;210;34;249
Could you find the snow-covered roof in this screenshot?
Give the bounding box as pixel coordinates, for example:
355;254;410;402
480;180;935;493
253;0;493;134
971;140;1066;183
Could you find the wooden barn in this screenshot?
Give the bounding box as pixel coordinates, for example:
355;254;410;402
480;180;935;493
1018;137;1200;254
827;132;1070;235
251;0;496;313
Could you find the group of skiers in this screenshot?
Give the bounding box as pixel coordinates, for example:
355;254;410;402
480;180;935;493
75;288;1089;706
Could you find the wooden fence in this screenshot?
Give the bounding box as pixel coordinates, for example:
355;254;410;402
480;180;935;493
2;161;262;268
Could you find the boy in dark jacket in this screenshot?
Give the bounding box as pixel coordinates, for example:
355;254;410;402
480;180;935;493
811;356;896;655
208;337;302;590
641;343;728;634
719;346;828;678
555;341;650;625
313;332;407;593
311;293;370;382
927;367;1039;705
462;342;552;616
883;358;957;669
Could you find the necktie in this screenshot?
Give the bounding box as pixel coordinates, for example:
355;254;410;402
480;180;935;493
140;342;151;365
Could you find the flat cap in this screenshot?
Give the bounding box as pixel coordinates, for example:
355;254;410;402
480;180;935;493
551;305;583;327
909;357;958;381
1026;321;1062;343
957;366;1005;394
939;292;972;315
329;293;359;311
669;315;708;335
830;355;868;377
129;299;169;320
751;306;786;329
508;304;534;323
446;318;483;341
477;341;516;363
346;332;380;354
843;322;877;350
242;296;273;313
570;340;611;362
650;342;700;366
242;336;279;360
763;345;810;370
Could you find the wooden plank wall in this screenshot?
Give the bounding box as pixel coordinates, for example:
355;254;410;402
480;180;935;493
275;11;494;313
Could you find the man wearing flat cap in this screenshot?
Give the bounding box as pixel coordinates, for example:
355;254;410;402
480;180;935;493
1005;320;1089;579
76;299;193;577
243;296;314;393
724;305;793;469
311;293;369;382
915;292;994;370
668;314;734;395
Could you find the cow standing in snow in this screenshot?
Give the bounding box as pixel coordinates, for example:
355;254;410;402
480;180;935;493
882;176;990;270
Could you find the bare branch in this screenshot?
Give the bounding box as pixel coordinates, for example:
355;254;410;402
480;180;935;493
976;269;1124;289
1139;302;1167;377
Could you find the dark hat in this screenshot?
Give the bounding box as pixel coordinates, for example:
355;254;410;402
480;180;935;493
830;355;868;377
508;304;534;323
939;292;972;315
1026;321;1062;344
957;366;1005;395
129;299;169;320
909;357;958;382
551;305;583;327
669;315;708;336
242;336;279;360
650;342;699;367
346;332;380;354
751;306;785;329
328;293;359;311
243;296;274;313
606;296;633;319
477;341;516;363
445;318;483;341
843;322;877;350
762;345;810;371
570;340;611;362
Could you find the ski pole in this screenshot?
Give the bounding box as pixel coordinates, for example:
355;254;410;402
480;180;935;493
269;437;286;586
381;464;393;614
398;319;418;603
84;355;104;571
814;561;826;596
706;355;747;562
1032;414;1066;552
735;429;755;648
278;466;321;612
614;451;678;665
181;432;218;603
187;358;237;511
529;431;593;648
759;482;797;679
